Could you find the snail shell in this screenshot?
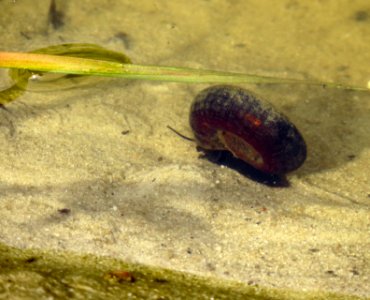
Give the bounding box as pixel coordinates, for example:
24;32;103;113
189;85;307;174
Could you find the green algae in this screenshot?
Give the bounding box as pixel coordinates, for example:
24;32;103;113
0;243;364;300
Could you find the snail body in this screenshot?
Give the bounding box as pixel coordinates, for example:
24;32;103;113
189;85;307;174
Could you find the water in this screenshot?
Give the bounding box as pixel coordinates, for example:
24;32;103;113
0;0;369;297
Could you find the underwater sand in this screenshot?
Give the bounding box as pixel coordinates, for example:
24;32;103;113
0;0;369;298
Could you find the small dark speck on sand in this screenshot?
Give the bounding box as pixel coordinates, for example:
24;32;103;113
48;0;65;29
353;10;369;22
58;208;71;215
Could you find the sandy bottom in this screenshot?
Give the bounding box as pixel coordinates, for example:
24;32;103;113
0;0;369;298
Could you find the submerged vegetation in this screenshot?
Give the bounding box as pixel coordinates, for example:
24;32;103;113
0;242;362;300
0;43;368;105
0;43;131;105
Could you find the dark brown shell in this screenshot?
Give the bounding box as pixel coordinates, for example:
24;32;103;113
189;85;307;174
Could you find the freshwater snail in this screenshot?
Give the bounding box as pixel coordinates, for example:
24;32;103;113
189;85;307;174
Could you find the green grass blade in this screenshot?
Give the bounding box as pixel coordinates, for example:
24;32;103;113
0;43;368;105
1;51;368;90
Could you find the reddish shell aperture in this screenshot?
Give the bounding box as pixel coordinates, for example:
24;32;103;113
189;85;307;174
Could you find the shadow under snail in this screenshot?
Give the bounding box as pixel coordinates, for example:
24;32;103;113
189;85;307;175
